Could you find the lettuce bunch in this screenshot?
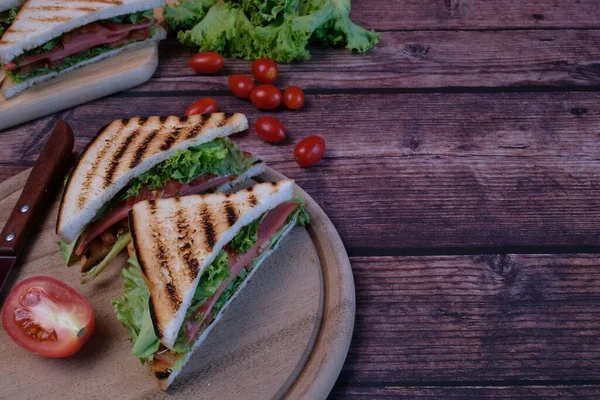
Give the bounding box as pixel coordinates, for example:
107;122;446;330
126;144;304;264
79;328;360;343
164;0;379;62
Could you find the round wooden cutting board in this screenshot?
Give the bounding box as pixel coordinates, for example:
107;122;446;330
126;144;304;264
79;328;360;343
0;167;354;400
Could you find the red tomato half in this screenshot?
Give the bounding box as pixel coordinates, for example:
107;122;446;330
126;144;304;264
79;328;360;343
188;52;224;74
250;84;282;110
294;135;326;167
255;116;285;143
252;58;279;84
186;98;218;116
228;74;255;99
283;86;305;110
2;276;95;358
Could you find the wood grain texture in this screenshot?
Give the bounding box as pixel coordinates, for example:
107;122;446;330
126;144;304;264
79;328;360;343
0;42;159;131
145;31;600;90
3;92;600;251
349;0;600;30
338;255;600;383
329;385;600;399
0;167;355;400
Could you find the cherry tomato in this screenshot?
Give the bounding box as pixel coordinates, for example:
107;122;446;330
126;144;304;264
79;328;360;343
188;52;224;74
1;276;95;358
283;86;305;110
186;98;218;116
255;116;285;143
228;74;255;99
250;84;282;110
294;135;326;167
252;58;279;84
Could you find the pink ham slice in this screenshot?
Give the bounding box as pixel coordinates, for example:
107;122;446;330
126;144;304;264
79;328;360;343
74;174;234;257
6;19;154;71
184;202;299;342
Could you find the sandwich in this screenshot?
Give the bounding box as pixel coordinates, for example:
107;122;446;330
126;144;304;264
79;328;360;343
0;0;166;98
0;0;23;39
56;113;265;283
112;179;310;390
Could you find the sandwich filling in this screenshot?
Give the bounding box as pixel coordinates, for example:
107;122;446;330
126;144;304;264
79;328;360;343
5;10;158;83
112;196;310;375
0;7;18;38
59;137;259;282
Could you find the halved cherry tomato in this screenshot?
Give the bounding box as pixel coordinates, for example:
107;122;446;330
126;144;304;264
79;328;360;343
283;86;305;110
2;276;95;358
294;135;326;167
252;58;279;84
188;52;224;74
186;98;218;116
255;116;285;143
228;74;255;99
250;84;282;110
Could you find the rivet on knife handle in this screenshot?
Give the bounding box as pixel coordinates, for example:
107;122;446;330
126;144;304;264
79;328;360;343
0;120;74;256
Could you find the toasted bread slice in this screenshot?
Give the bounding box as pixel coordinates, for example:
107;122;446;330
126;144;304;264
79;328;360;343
56;113;249;243
129;180;295;349
0;0;165;64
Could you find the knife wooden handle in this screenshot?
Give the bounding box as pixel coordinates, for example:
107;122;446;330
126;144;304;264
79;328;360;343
0;120;74;256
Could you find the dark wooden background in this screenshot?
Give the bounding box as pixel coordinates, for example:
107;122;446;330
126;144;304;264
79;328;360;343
3;0;600;397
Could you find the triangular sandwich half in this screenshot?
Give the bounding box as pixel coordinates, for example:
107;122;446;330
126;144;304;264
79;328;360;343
0;0;166;98
113;179;310;390
56;113;265;282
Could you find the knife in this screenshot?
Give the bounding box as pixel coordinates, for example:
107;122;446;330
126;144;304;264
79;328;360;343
0;120;74;291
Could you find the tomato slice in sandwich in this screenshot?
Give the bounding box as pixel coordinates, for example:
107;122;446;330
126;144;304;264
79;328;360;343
1;276;95;358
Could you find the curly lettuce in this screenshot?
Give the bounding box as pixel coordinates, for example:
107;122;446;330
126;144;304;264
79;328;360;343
164;0;379;62
109;9;154;24
113;258;160;363
124;138;256;199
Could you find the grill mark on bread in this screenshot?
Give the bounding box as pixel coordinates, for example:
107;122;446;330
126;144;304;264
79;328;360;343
104;128;139;188
224;200;237;227
152;226;181;308
248;193;258;207
185;116;206;139
200;203;216;251
176;207;199;280
78;121;123;208
148;298;162;339
28;16;72;22
217;113;229;127
160;127;182;151
130;129;159;169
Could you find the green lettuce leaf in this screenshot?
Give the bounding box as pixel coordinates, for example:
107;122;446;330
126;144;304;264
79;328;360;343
109;9;154;24
185;250;230;318
58;239;78;265
165;0;379;62
124;138;256;199
229;216;261;253
113;258;160;363
293;194;310;227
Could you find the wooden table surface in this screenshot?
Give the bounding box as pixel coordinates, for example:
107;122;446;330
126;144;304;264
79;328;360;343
3;1;600;398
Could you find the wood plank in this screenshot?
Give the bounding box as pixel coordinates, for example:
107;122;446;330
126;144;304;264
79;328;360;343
150;31;600;90
349;0;600;30
2;92;600;250
329;385;600;399
339;254;600;383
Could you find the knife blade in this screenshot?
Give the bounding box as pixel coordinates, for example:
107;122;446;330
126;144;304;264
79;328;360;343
0;120;74;291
